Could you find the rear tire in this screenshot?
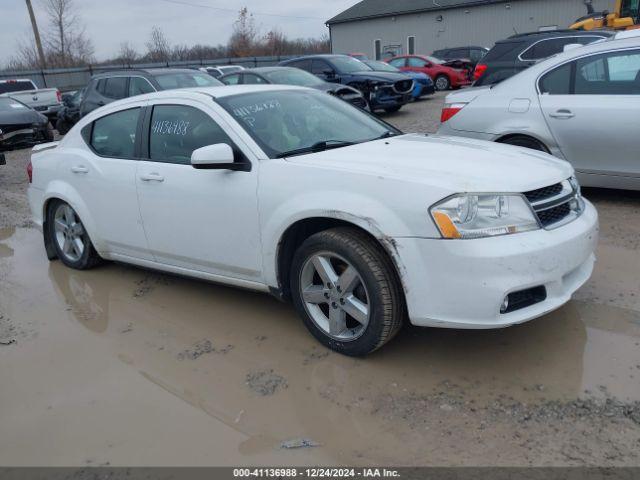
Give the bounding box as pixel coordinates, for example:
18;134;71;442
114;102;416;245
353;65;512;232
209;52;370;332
435;75;451;91
47;200;102;270
499;135;548;153
290;227;405;356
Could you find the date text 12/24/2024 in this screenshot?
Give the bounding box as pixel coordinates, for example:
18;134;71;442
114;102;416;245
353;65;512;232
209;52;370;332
233;468;401;478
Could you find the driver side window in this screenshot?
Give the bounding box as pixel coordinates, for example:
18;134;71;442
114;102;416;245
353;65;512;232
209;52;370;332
149;105;234;165
408;57;427;68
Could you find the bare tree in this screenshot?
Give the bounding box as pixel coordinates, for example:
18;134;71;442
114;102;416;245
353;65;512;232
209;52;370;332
228;7;258;57
145;26;171;62
41;0;94;67
116;42;138;64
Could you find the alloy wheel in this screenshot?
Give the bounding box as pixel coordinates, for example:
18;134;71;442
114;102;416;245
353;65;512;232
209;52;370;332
53;204;86;263
299;252;370;341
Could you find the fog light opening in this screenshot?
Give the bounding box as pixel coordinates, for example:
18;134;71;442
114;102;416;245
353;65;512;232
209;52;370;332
500;296;509;314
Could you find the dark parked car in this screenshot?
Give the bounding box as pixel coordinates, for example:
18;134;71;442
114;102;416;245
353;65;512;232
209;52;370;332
432;46;489;65
474;29;614;86
362;60;435;99
79;68;223;117
219;66;368;109
0;97;53;151
279;54;413;113
55;88;86;134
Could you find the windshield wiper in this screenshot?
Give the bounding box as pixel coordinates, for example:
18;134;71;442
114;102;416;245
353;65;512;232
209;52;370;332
276;140;357;158
375;130;399;140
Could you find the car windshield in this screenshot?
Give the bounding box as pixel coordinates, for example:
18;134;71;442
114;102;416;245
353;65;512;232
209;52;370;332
329;56;373;73
263;68;325;87
0;97;29;112
217;90;401;158
364;61;399;72
154;72;222;90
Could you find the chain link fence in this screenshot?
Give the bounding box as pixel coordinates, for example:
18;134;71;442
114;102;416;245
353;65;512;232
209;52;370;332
0;55;300;92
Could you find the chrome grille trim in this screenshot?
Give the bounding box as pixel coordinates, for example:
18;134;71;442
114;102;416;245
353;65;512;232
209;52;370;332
525;178;584;230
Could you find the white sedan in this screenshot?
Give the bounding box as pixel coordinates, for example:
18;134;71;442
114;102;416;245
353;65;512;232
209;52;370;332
28;85;598;355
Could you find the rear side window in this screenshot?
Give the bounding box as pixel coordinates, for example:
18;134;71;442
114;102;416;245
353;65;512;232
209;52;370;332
90;108;140;158
539;62;573;94
102;77;128;99
149;105;234;165
521;37;602;61
221;74;241;85
482;42;524;62
0;80;36;94
289;59;312;72
129;77;155;96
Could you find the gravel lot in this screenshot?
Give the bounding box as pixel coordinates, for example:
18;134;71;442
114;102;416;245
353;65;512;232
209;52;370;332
1;93;639;467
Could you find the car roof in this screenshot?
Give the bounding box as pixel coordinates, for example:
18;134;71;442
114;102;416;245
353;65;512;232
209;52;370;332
92;68;205;78
242;66;298;73
500;29;614;43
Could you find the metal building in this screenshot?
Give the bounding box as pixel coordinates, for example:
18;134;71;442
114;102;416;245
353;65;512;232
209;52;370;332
327;0;614;58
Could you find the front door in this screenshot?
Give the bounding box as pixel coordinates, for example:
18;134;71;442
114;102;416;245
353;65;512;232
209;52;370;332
135;99;263;282
539;48;640;178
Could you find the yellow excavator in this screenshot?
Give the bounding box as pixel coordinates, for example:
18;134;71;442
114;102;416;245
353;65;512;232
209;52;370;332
570;0;640;31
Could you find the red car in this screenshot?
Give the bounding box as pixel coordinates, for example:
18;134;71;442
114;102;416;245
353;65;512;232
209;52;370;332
386;55;471;91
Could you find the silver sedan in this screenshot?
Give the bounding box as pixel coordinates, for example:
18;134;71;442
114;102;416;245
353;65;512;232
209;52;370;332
437;35;640;190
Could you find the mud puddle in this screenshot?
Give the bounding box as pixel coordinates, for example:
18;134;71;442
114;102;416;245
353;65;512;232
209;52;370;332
1;227;639;466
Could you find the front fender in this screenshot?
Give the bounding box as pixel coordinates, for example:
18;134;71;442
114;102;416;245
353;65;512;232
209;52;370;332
261;191;415;290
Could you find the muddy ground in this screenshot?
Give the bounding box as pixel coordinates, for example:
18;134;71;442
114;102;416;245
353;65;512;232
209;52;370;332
1;93;639;466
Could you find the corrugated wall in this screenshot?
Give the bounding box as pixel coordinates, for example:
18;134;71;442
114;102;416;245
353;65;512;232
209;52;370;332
330;0;614;57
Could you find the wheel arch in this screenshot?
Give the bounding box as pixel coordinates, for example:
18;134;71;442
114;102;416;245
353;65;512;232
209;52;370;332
495;133;551;153
41;183;102;257
272;215;407;304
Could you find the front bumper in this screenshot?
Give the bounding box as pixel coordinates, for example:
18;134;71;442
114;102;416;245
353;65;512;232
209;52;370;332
395;200;598;329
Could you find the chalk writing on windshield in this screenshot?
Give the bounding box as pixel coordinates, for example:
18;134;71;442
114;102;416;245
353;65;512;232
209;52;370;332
151;119;190;136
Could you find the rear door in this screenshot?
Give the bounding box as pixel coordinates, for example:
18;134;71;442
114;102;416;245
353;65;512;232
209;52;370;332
74;105;152;259
539;48;640;179
135;99;262;280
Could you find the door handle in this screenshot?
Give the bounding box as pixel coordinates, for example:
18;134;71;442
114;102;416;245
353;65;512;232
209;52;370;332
549;109;575;119
71;165;88;174
139;173;165;182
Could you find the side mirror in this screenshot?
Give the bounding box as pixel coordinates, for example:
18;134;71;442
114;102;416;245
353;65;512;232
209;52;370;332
0;153;5;166
191;143;250;171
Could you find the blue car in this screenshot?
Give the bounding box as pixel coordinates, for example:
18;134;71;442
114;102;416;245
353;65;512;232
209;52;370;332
364;60;435;99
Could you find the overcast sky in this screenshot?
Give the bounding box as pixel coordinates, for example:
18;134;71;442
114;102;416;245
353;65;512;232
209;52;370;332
1;0;357;66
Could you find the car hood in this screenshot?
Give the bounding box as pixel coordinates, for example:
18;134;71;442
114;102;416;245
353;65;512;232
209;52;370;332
0;107;45;126
285;134;573;193
349;71;412;83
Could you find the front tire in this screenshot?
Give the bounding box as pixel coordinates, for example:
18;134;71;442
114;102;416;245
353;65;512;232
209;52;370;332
290;227;405;356
47;200;102;270
435;75;451;91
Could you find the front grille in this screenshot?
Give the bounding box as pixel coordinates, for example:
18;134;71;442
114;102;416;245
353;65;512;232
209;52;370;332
524;179;582;229
537;203;571;228
524;183;563;203
393;79;413;94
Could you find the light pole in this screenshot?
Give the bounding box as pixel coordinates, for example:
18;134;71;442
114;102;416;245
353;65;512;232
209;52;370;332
25;0;47;68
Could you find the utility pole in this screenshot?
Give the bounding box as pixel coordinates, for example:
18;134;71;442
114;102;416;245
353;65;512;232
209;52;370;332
25;0;47;68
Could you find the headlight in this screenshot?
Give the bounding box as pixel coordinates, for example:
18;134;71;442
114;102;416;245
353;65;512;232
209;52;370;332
430;194;539;239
